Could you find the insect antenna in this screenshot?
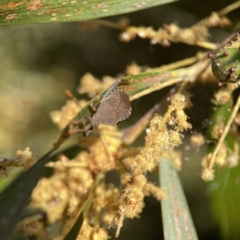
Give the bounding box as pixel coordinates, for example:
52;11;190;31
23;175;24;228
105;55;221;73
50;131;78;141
65;89;80;104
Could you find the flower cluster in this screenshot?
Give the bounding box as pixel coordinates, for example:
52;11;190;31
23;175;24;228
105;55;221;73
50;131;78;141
16;89;191;239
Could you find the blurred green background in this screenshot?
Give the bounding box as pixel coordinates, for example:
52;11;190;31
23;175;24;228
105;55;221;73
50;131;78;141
0;0;239;239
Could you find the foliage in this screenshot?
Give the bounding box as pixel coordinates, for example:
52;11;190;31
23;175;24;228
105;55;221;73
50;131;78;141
160;157;198;240
0;1;240;240
0;0;175;25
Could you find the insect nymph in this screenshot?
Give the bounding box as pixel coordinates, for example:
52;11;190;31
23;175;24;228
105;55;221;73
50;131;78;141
73;79;132;136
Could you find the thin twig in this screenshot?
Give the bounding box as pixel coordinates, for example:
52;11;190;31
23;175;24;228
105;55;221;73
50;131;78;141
208;96;240;169
151;52;207;72
218;1;240;16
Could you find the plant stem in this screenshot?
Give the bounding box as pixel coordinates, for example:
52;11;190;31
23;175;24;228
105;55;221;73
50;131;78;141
208;96;240;169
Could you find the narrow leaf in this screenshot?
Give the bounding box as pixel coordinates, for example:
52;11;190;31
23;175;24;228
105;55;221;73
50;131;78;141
159;157;198;240
0;0;175;26
207;100;240;239
208;160;240;239
0;149;54;240
64;174;103;240
64;193;94;240
0;144;84;240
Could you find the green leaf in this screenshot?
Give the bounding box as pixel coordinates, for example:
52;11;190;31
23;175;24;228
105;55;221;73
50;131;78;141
0;144;85;240
64;192;93;240
208;159;240;239
159;157;198;240
208;101;232;142
0;169;22;193
0;149;54;240
207;98;240;239
0;0;176;26
64;174;102;240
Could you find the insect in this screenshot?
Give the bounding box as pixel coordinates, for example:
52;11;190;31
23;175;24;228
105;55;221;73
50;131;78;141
208;31;240;85
209;49;240;84
72;78;132;136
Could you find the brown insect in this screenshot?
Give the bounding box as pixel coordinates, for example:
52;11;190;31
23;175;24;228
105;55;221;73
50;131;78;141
73;79;132;136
